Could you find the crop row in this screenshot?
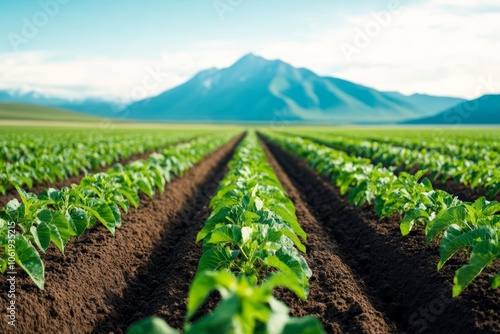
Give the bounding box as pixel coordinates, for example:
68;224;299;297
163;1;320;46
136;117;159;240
320;128;500;162
0;129;207;195
355;133;500;163
128;132;325;334
291;132;500;199
0;133;234;289
263;131;499;297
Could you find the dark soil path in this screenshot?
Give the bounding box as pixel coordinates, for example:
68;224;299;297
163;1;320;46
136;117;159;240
262;141;396;334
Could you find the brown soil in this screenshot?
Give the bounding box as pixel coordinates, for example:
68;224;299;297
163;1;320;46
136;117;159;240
0;134;242;334
262;142;395;334
262;138;500;334
431;179;500;203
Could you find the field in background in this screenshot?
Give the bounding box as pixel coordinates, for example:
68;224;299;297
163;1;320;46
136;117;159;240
0;103;102;122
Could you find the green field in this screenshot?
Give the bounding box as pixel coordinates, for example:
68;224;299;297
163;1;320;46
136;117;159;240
0;103;101;122
0;124;499;334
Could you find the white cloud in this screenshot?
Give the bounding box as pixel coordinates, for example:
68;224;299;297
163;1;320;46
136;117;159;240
256;0;500;99
430;0;500;9
1;0;499;100
0;48;243;102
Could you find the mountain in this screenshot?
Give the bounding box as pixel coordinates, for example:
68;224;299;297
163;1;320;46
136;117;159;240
403;94;500;124
384;92;465;117
0;103;102;122
0;89;120;118
0;54;465;123
126;54;462;123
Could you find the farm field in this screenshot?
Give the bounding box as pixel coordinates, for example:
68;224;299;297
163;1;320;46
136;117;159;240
0;125;499;334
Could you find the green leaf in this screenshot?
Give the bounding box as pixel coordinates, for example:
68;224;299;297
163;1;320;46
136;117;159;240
400;209;429;236
453;240;498;297
15;234;45;290
37;209;52;223
187;270;236;320
264;247;311;300
109;203;122;229
438;227;496;270
30;222;51;252
51;211;71;250
196;247;233;274
426;206;467;244
127;317;179;334
271;316;326;334
269;202;306;241
206;225;242;245
185;294;240;334
137;178;154;198
48;223;64;253
490;273;500;289
82;204;116;235
118;187;140;210
69;208;88;237
263;273;307;301
196;207;231;242
278;227;306;253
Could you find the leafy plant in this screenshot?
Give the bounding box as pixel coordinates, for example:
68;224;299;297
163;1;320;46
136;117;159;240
0;128;208;195
262;131;500;296
127;271;325;334
0;134;235;289
196;133;311;298
127;132;324;334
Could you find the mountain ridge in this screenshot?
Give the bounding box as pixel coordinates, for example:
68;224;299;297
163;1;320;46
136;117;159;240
126;54;464;123
0;54;467;123
403;94;500;124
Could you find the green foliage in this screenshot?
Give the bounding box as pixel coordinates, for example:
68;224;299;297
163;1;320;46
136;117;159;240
196;133;311;298
292;132;500;199
0;128;205;195
127;271;324;334
0;134;234;289
127;132;324;334
263;131;500;297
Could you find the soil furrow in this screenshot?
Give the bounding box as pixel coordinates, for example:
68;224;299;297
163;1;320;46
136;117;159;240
261;141;396;334
263;138;500;334
431;179;499;204
91;135;242;333
0;134;242;334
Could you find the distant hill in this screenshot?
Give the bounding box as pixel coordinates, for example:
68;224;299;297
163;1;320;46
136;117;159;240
403;95;500;124
126;54;463;123
0;90;120;118
384;92;464;117
0;103;102;122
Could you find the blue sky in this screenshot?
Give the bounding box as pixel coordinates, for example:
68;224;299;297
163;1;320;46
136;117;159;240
0;0;394;56
0;0;499;100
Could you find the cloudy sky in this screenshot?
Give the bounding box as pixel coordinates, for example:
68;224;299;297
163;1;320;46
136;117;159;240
0;0;499;101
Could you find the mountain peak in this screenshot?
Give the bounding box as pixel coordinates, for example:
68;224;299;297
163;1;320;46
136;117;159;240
240;53;265;61
233;53;271;67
